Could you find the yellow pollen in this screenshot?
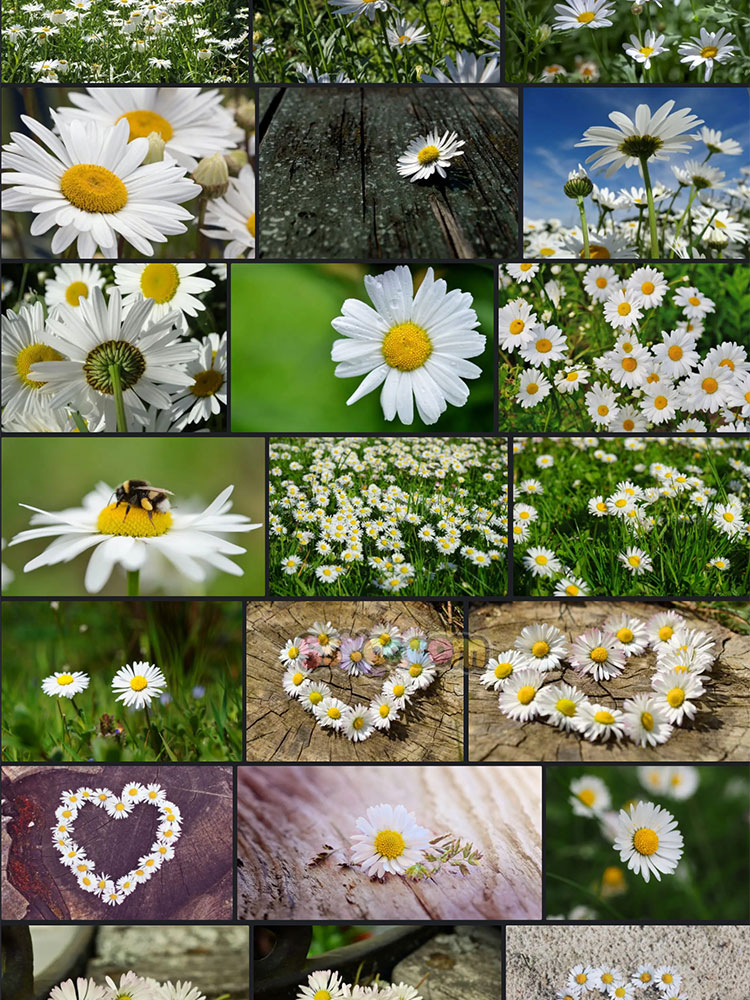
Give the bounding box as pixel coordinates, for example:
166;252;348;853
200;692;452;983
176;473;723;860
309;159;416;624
702;376;718;393
526;382;539;395
96;503;173;538
398;33;409;41
246;213;256;237
540;247;555;256
98;880;107;889
379;703;390;717
575;974;588;985
509;319;526;336
392;683;405;697
535;554;548;565
602;973;614;984
615;499;627;508
667;687;685;707
565;584;580;596
129;675;148;692
654;395;668;410
586;244;611;259
658;625;673;641
382;321;432;371
517;685;536;705
57;674;75;685
662;975;673;984
350;650;363;662
719;358;735;370
15;343;65;389
327;707;341;719
641;973;652;983
65;280;90;306
577;9;595;21
116;109;174;142
623;419;635;430
597;404;609;416
628;555;641;567
618;302;632;316
594;710;615;724
60;164;128;213
190;368;224;398
745;392;750;403
633;827;659;855
409;664;422;677
688;296;700;306
641;711;654;731
715;219;726;228
621;356;637;372
417;144;441;165
556;697;577;716
374;828;405;858
578;789;595;808
531;640;549;657
668;345;683;361
723;512;734;522
494;661;513;679
140;263;180;304
313;992;332;1000
639;46;654;57
595;277;607;288
700;45;718;57
352;716;365;730
615;989;626;998
616;627;633;643
520;263;533;271
566;371;579;381
292;672;304;685
536;337;552;353
590;646;609;663
596;502;607;511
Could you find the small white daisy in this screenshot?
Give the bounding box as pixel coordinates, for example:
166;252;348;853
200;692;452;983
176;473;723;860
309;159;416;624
622;694;673;747
569;774;611;817
479;649;527;690
569;628;626;681
111;661;167;708
396;130;465;182
612;800;683;882
41;670;90;698
514;622;568;670
577;702;626;741
498;667;546;722
350;803;432;877
536;683;588;732
341;704;377;742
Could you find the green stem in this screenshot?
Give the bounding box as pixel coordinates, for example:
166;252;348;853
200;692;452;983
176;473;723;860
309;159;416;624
144;700;151;750
639;155;659;257
70;696;84;720
577;196;590;257
671;185;697;255
70;410;89;433
108;363;128;432
127;569;140;596
377;11;400;81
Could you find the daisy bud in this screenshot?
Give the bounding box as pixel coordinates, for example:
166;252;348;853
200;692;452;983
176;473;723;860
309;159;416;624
704;228;729;248
142;131;166;164
234;97;256;131
536;23;552;42
252;30;262;43
225;148;249;174
254;10;262;19
564;165;593;199
631;2;643;10
191;152;229;198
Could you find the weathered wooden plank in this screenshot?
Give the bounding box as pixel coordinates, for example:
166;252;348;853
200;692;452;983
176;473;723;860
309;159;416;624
1;765;234;920
245;601;464;763
468;601;750;763
258;87;519;259
237;764;542;921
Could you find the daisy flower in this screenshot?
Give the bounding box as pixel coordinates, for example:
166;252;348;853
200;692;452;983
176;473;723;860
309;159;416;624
678;27;736;81
577;702;626;741
622;694;673;747
569;774;611;817
498;667;546;722
386;18;428;47
341;703;377;741
673;285;715;318
586;383;620;425
498;299;537;351
10;481;260;593
515;622;568;669
339;634;372;675
329;0;390;21
402;650;437;689
479;649;527;690
552;0;615;30
651;672;705;724
57;87;243;170
604;614;649;656
50;979;108;1000
569;628;627;681
396;130;465;182
44;263;107;314
421;50;500;83
331;265;484;426
536;683;588;732
313;696;348;730
1;300;67;425
112;661;167;709
201;165;256;259
104;796;134;819
575;100;703;177
506;262;539;282
612;800;683;882
631;966;657;989
307;621;341;656
651;330;699;377
114;263;214;323
382;670;416;708
708;555;730;571
695;127;743;157
297;971;347;1000
640;383;680;424
623;30;667;69
169;331;227;428
350;803;432;877
282;664;312;698
522;546;562;578
618;547;653;575
279;638;310;667
370;693;399;729
653;968;682;992
553;575;589;597
567;965;598;993
582;264;617;301
561;229;635;259
104;974;154;1000
41;670;90;698
159;983;208;1000
2;113;198;257
604;292;645;333
555;365;590;393
646;611;685;648
519;325;567;366
517;368;553;408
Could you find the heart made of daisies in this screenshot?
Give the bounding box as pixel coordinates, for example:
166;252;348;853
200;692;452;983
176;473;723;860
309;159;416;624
279;623;448;743
51;783;181;906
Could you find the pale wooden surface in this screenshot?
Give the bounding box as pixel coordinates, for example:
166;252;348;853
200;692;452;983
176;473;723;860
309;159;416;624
506;924;750;1000
468;601;750;763
237;764;541;921
245;601;464;762
392;926;503;1000
1;765;234;920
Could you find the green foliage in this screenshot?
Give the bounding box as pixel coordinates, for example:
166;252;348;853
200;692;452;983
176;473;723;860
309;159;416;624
309;926;375;957
406;834;483;879
1;601;243;761
546;765;750;921
230;263;495;433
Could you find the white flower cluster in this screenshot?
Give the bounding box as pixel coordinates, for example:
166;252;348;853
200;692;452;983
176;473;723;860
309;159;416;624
42;661;167;709
298;970;422;1000
481;609;715;745
280;621;438;742
52;782;181;906
51;971;206;1000
555;960;689;999
501;263;750;431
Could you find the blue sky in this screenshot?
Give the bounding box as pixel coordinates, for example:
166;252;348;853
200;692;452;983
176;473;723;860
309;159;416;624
524;87;750;222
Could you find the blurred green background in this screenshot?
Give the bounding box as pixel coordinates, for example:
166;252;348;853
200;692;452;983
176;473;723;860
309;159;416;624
2;436;265;596
546;765;750;921
2;600;243;761
230;263;495;432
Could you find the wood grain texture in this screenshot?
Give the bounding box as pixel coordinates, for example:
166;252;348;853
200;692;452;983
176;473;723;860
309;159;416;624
392;926;503;1000
258;87;519;260
1;765;234;920
245;601;464;762
468;601;750;763
237;763;541;921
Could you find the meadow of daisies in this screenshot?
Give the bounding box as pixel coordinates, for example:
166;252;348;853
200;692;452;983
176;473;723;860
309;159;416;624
512;437;750;598
546;765;750;921
253;0;501;82
1;0;249;82
2;86;256;260
498;261;750;432
506;0;746;83
1;601;243;761
2;261;227;432
269;437;508;596
523;89;749;260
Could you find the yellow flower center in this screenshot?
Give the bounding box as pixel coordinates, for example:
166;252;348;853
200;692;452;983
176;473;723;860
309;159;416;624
641;711;654;731
379;703;391;717
392;683;405;697
556;697;577;716
633;827;659;855
700;45;718;58
578;789;596;808
292;672;304;686
662;974;673;984
65;280;90;306
409;664;422;677
667;687;685;707
577;10;595;21
583;244;610;259
313;992;331;1000
652;394;669;410
641;973;652;983
576;974;587;985
535;554;548;565
616;627;634;643
618;302;632;316
382;321;432;371
615;989;627;997
723;512;734;522
658;625;673;641
494;661;513;679
621;356;637;372
287;646;299;658
353;716;365;730
115;802;125;811
531;640;549;657
520;263;533;271
594;710;615;724
536;337;552;353
595;277;607;288
597;404;609;416
309;689;323;704
509;319;525;335
628;555;641;567
15;343;65;389
615;499;627;508
374;828;405;858
97;503;173;538
417;144;441;165
526;382;539;395
639;46;654;56
590;646;609;662
688;295;700;306
702;377;718;393
667;345;683;361
116;109;174;142
602;974;614;984
327;706;341;719
60;163;128;213
190;368;224;398
517;685;536;705
140;262;180;304
57;674;75;685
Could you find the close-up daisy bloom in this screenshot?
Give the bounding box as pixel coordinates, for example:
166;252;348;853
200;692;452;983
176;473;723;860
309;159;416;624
612;799;684;882
678;27;736;81
43;263;107;314
552;0;615;32
623;31;667;70
201;165;256;260
569;628;627;681
498;667;547;722
420;50;500;84
569;774;611;817
41;670;90;698
396;130;465;183
113;264;216;323
479;649;528;690
297;971;347;1000
535;682;589;732
576;701;626;741
349;802;432;877
618;546;653;576
111;661;167;709
514;622;568;669
330;265;485;426
650;671;705;725
622;693;673;747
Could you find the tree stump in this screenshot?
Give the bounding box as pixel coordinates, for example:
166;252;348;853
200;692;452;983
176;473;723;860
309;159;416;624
391;926;503;1000
258;87;519;259
237;764;541;921
468;601;750;762
245;601;464;762
1;765;234;920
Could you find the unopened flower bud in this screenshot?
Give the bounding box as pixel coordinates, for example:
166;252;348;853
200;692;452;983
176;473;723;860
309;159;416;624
564;164;593;199
252;30;262;43
254;10;262;19
536;23;552;42
631;2;643;12
225;148;249;175
142;130;166;164
191;152;229;198
234;97;255;132
704;228;729;248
